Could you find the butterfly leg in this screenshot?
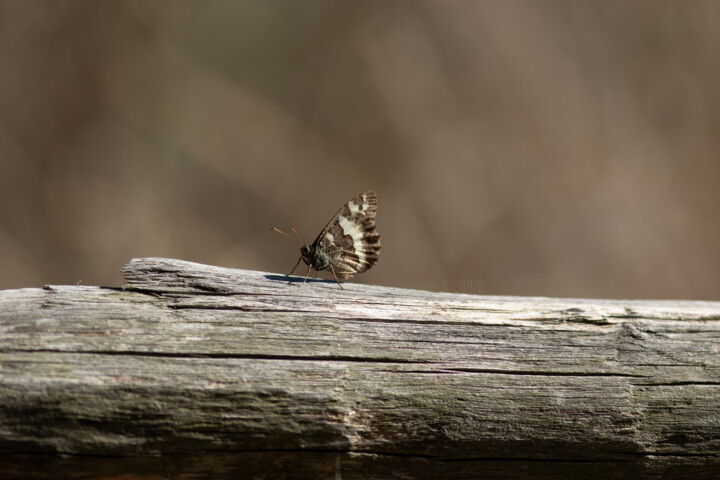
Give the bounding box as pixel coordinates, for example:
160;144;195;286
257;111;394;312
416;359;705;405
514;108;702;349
287;257;303;276
328;264;345;290
302;264;313;284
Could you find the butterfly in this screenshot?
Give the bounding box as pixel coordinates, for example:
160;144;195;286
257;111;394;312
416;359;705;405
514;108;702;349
271;191;381;288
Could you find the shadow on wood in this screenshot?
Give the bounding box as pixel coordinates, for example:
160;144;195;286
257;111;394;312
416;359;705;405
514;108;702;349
1;257;719;479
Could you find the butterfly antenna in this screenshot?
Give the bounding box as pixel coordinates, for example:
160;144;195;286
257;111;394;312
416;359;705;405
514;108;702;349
270;227;305;245
291;228;306;244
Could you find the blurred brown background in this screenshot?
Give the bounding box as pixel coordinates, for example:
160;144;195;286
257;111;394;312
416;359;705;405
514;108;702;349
1;1;719;299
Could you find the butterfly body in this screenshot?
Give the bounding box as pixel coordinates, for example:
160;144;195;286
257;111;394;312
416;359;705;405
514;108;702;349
300;243;330;271
275;191;381;287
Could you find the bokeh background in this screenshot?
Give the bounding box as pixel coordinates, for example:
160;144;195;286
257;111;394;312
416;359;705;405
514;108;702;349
1;1;719;299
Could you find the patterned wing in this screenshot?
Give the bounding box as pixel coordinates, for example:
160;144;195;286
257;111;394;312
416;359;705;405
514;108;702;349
313;190;381;280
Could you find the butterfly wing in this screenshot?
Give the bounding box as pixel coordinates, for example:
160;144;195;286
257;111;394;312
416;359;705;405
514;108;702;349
312;190;381;280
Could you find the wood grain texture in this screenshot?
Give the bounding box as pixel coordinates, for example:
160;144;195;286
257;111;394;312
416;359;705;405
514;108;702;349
1;257;720;479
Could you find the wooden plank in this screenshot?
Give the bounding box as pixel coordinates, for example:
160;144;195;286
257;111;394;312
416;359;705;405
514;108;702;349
1;257;719;479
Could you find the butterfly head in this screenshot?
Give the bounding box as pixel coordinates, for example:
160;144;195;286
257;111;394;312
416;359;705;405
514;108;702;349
300;245;313;263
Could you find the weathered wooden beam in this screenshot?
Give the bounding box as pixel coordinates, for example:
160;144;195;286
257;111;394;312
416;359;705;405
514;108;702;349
1;257;719;479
